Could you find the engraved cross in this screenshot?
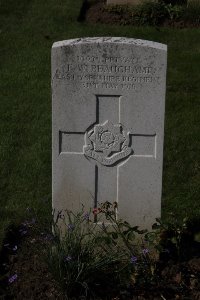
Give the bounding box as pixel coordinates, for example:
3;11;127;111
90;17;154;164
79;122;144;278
60;95;156;221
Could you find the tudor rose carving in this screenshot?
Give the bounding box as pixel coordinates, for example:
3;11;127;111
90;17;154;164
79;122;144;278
84;120;133;166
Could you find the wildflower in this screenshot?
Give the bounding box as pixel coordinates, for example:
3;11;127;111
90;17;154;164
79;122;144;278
93;208;98;215
92;208;101;215
130;256;137;264
13;245;17;251
142;248;149;255
64;255;72;262
83;213;90;220
67;224;75;231
8;274;17;284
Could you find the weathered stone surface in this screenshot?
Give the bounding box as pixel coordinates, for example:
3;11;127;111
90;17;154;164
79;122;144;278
52;37;167;229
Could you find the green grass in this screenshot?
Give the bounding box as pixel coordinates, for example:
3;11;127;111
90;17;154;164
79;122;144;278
0;0;199;245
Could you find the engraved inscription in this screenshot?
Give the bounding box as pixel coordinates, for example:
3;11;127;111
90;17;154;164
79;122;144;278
84;121;133;166
53;54;160;90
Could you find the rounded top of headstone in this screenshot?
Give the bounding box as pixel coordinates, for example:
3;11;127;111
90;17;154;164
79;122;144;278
52;37;167;51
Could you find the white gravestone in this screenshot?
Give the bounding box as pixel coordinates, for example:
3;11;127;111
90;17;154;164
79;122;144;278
52;37;167;229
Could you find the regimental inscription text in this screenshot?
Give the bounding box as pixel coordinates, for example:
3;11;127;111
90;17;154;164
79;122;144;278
53;55;160;91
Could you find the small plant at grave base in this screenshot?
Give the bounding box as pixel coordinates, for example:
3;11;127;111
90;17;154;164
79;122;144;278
47;207;126;299
151;213;200;262
96;202;161;288
46;204;200;299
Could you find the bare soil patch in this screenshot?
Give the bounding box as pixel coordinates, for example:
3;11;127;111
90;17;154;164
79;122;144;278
0;221;200;299
0;223;65;300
